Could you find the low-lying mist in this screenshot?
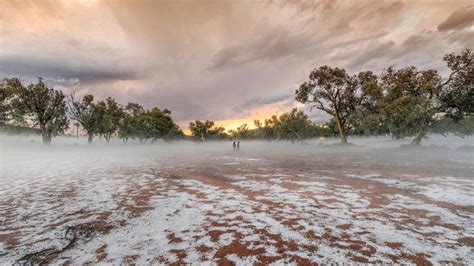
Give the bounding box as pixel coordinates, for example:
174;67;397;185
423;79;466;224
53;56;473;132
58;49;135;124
2;134;473;192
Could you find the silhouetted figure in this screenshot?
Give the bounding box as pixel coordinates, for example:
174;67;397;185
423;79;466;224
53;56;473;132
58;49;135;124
233;141;236;151
237;141;240;150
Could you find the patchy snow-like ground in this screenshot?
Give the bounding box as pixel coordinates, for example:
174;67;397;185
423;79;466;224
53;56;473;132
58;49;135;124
0;136;473;264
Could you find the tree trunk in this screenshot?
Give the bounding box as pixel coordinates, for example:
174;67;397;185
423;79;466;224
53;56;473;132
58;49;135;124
42;131;52;144
87;132;93;144
411;128;427;146
334;114;348;144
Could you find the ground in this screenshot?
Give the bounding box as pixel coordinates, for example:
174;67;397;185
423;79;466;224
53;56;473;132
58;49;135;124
0;136;473;264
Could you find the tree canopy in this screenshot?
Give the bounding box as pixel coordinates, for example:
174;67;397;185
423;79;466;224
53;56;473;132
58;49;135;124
295;66;357;144
296;49;473;145
119;103;182;143
68;94;99;143
14;78;69;143
189;120;227;140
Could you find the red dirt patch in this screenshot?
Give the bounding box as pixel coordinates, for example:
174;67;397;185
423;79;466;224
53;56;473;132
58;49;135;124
385;242;403;249
457;237;474;247
351;255;369;263
95;244;107;261
208;230;227;243
167;233;183;244
214;240;266;264
403;253;433;265
336;224;352;230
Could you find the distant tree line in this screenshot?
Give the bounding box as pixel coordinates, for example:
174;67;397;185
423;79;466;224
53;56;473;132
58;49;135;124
188;108;334;142
0;79;183;144
68;93;183;144
1;49;472;145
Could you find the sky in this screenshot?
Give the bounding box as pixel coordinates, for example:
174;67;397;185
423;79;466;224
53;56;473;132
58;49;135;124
0;0;473;132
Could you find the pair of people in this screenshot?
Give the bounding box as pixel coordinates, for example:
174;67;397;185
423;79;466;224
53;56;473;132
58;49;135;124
233;141;240;151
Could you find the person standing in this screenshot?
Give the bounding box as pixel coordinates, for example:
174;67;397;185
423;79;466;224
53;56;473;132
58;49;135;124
237;141;240;150
233;141;236;151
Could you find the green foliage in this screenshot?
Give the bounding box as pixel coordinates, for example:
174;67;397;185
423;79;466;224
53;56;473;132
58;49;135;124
280;108;317;141
440;49;473;120
380;66;442;143
190;109;333;141
208;126;227;140
68;94;99;143
14;78;69;144
432;115;474;137
229;123;250;139
245;108;324;141
94;97;123;142
146;108;182;141
119;103;182;143
457;115;474;136
0;78;28;126
296;49;473;145
376;50;472;144
189;120;226;140
295;66;360;143
0;124;41;135
118;102;144;142
351;71;388;135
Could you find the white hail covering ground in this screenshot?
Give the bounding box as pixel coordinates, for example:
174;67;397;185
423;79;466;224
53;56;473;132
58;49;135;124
0;135;473;264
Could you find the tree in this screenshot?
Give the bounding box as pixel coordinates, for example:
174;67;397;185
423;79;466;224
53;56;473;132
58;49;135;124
380;66;444;145
278;108;317;141
296;66;357;144
189;120;219;140
119;104;182;143
146;108;182;141
440;49;473;121
378;50;472;145
229;123;250;139
0;78;28;127
351;71;389;135
252;120;266;139
95;97;123;143
68;93;99;143
250;109;321;141
208;126;227;140
263;115;281;139
119;102;146;142
15;78;68;144
432;115;474;137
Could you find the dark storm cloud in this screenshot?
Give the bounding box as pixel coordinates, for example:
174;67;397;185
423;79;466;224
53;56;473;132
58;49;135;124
0;56;139;84
438;5;474;31
208;30;318;70
330;32;390;50
233;93;292;112
445;29;474;47
347;41;396;69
